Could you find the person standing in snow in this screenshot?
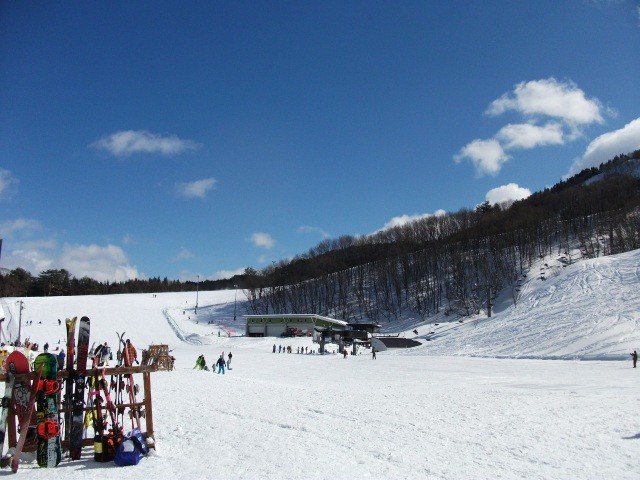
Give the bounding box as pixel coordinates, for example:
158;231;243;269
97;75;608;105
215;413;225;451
101;342;111;365
216;355;226;374
57;349;66;369
124;339;138;366
227;352;232;369
372;348;376;360
631;350;638;368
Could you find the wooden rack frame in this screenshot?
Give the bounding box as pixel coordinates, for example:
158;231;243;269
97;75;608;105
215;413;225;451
1;364;158;452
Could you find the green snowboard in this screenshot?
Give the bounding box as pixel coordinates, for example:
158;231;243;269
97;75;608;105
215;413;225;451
33;353;61;467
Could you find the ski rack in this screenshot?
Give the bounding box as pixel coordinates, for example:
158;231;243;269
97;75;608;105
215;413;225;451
1;364;158;454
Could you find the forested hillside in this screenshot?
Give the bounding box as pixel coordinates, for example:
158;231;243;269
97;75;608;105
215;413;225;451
244;151;640;322
2;151;639;325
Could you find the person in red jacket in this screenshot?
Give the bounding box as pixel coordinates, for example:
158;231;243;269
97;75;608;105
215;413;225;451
124;339;138;366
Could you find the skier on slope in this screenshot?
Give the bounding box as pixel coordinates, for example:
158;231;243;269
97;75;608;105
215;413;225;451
631;350;638;368
193;354;205;370
227;352;232;369
216;355;226;374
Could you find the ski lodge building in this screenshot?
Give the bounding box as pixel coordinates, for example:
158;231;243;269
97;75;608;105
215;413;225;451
244;314;348;340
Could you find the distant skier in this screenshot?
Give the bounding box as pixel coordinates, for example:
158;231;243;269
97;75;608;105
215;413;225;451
216;355;226;374
631;350;638;368
227;352;232;369
372;348;376;360
273;344;276;353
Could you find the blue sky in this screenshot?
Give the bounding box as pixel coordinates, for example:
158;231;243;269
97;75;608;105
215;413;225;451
1;1;639;283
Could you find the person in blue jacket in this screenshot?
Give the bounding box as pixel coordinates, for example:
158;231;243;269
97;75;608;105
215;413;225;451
216;355;226;374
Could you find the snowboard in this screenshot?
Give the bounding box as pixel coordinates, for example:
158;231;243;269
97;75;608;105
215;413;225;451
10;351;36;437
33;353;61;467
10;364;43;472
0;352;19;453
69;316;89;460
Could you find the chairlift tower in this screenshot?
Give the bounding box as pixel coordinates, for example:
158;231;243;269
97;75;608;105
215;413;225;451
195;274;199;314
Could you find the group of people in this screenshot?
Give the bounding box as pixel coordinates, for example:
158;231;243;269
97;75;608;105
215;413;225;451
13;336;138;371
273;344;318;354
92;341;112;366
193;351;232;374
91;339;138;367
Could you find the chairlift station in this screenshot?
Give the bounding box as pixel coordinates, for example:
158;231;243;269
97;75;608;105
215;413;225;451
244;314;348;339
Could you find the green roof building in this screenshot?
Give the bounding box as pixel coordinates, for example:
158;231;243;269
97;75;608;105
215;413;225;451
244;314;348;338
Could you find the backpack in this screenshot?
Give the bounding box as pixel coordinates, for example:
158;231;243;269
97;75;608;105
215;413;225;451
95;432;122;462
114;429;149;466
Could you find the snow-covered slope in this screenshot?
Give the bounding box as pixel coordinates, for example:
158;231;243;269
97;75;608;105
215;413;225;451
1;250;639;479
2;248;639;360
407;248;640;360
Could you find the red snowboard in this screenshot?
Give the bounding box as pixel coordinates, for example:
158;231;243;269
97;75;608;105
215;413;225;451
6;351;39;468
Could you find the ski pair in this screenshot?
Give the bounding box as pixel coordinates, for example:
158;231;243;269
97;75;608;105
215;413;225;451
88;362;123;461
117;332;141;431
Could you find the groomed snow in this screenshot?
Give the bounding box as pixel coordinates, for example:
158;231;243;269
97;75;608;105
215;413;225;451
1;249;639;479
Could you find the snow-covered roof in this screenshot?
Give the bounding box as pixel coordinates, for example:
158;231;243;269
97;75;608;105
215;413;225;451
244;313;348;328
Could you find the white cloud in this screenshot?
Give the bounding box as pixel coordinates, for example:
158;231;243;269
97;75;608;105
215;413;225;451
0;218;139;281
456;78;608;176
566;117;640;177
8;241;56;274
381;209;446;231
0;218;42;239
496;122;564;150
212;267;246;280
486;183;532;205
251;233;275;249
59;244;140;282
175;178;217;199
0;169;19;199
454;139;510;176
92;130;198;157
486;78;604;127
298;226;331;239
171;247;195;263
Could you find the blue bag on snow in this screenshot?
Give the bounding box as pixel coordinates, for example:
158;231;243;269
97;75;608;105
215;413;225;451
114;429;149;466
